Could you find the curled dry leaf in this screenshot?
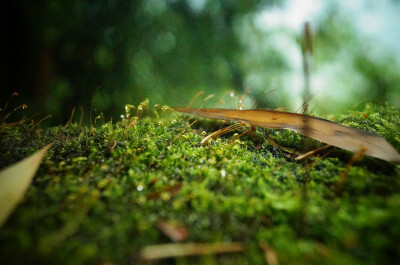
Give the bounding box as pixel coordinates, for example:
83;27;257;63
0;144;52;227
173;107;400;163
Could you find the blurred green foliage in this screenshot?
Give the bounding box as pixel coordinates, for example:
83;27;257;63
311;4;400;113
2;0;399;125
4;0;278;124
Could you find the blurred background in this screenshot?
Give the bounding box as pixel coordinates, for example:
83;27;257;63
2;0;400;125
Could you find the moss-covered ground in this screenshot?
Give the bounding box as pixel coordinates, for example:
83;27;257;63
0;103;399;265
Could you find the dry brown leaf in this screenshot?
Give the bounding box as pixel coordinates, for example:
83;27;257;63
140;242;244;261
259;241;279;265
173;107;400;163
157;220;188;242
0;144;52;227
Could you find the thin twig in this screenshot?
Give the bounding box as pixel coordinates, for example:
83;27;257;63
34;115;52;128
0;92;19;121
187;91;204;108
79;107;84;127
64;108;76;127
336;146;367;195
295;145;331;161
302;22;312;115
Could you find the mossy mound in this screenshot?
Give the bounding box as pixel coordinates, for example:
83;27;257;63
0;103;399;265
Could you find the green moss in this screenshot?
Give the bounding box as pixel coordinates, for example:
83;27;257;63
0;103;399;265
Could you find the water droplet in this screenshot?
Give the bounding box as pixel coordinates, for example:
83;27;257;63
239;98;243;104
138;106;143;110
137;185;143;191
171;119;177;124
221;169;226;178
239;106;244;110
120;114;125;119
230;92;235;98
125;105;128;110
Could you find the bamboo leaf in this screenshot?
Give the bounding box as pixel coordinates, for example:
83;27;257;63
140;242;244;261
0;144;52;227
173;107;400;163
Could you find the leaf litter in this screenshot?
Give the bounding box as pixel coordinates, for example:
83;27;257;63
0;144;52;227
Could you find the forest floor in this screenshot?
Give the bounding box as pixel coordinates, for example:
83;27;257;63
0;103;399;265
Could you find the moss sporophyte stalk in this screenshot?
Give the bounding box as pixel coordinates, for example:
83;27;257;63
0;102;399;264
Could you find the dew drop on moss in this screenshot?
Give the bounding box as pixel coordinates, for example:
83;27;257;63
221;169;226;178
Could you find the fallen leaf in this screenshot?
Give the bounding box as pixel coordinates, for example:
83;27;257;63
140;242;244;261
173;107;400;163
0;144;52;227
259;241;279;265
157;220;188;242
